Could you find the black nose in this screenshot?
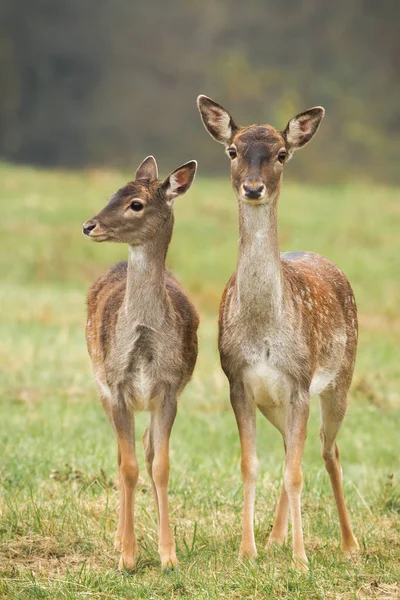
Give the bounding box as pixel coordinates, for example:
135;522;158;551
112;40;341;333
243;183;264;199
83;223;96;236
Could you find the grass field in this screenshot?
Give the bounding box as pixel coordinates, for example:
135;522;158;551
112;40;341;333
0;163;399;599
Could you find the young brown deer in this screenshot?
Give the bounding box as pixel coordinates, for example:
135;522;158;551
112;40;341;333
82;156;199;573
197;95;359;570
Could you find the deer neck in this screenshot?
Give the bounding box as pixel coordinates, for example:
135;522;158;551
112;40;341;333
236;193;283;321
124;237;169;329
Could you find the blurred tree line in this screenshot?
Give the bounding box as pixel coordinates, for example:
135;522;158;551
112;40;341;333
0;0;398;182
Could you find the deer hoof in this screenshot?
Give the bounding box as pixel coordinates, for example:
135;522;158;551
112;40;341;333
342;536;360;555
267;534;288;548
117;568;135;577
239;547;257;562
293;555;309;573
163;566;180;575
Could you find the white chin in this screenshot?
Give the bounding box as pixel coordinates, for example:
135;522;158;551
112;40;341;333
240;196;268;205
90;234;109;242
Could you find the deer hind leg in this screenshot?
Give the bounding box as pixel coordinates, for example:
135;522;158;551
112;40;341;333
230;382;259;560
114;445;126;550
151;393;178;571
284;397;309;571
319;387;359;554
111;402;139;572
98;395;126;552
143;419;160;523
259;407;290;548
267;443;289;547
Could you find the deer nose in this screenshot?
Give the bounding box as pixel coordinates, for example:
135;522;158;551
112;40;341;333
82;222;96;236
243;182;265;200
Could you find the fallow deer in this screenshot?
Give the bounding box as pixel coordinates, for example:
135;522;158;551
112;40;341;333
83;156;199;572
197;95;359;570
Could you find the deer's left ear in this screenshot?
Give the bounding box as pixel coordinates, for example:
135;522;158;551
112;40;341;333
283;107;325;152
162;161;197;201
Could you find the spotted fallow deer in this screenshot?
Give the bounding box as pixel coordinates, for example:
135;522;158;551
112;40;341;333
197;95;359;570
83;156;199;572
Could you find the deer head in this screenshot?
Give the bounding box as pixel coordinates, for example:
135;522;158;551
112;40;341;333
82;156;197;245
197;95;324;204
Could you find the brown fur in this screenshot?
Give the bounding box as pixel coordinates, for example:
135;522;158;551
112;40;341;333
83;156;199;572
86;263;198;398
198;95;359;570
219;253;357;395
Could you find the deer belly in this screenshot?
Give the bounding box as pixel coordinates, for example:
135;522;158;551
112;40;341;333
243;363;289;407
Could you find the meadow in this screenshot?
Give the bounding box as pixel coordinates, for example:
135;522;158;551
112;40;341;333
0;162;399;599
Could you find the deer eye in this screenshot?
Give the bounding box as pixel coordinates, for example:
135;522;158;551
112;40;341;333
130;201;144;212
227;146;237;159
278;150;287;163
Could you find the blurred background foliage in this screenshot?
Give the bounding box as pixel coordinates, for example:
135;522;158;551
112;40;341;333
0;0;398;182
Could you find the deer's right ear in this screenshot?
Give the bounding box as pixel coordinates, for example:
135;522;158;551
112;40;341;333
135;155;158;182
197;95;237;145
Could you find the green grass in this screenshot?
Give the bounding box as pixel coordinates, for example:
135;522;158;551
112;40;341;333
0;163;399;599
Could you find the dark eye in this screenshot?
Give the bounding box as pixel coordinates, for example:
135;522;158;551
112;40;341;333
130;201;144;212
278;150;287;163
227;147;237;159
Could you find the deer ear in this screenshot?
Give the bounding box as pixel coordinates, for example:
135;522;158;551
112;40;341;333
162;161;197;201
197;95;238;145
283;107;325;152
135;155;158;181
